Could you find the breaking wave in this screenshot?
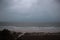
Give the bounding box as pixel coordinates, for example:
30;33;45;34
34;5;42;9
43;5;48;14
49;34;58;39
0;26;60;32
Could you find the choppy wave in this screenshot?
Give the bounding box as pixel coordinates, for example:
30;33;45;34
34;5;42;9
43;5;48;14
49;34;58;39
0;26;60;32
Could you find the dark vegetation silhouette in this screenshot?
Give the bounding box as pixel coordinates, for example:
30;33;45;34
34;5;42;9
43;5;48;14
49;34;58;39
0;29;22;40
0;29;60;40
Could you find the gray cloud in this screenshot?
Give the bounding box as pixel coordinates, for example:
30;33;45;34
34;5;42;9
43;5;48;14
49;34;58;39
0;0;60;22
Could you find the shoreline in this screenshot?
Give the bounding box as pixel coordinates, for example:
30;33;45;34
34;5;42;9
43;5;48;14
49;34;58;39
0;26;60;33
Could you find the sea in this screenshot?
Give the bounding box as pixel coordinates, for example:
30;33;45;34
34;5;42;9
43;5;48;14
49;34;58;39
0;26;60;33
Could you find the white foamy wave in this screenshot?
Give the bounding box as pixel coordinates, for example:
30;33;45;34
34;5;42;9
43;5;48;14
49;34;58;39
0;26;60;32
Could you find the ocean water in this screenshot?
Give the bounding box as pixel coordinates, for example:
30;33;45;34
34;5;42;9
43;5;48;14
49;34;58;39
0;26;60;32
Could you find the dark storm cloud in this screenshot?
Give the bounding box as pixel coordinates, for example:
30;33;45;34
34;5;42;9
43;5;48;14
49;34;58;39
0;0;60;22
55;0;60;3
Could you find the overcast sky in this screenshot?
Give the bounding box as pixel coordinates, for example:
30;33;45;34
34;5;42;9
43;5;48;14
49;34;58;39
0;0;60;22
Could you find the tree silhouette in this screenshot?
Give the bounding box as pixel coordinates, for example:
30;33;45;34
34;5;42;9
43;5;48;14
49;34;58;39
1;29;15;40
0;29;22;40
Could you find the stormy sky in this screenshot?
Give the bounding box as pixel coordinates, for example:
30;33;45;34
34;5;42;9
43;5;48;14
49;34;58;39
0;0;60;22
